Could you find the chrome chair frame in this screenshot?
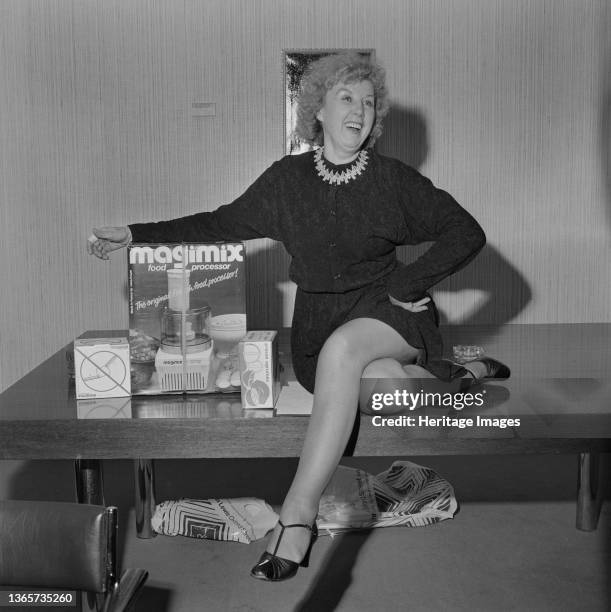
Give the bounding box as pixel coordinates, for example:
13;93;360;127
0;500;148;612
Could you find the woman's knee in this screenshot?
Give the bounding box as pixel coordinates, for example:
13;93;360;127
318;318;419;371
318;324;366;366
362;358;407;379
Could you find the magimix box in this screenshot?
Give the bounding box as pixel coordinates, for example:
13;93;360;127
128;243;246;395
238;331;281;409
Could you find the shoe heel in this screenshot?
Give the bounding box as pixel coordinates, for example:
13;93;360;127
300;525;318;568
300;543;312;568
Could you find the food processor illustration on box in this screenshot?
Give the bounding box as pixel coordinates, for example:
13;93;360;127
155;266;213;391
128;243;247;395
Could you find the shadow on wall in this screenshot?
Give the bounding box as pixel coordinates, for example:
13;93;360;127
600;48;611;610
243;240;290;330
376;103;429;169
601;50;611;232
377;104;532;328
433;245;532;326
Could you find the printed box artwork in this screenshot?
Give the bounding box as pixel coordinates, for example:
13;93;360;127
128;243;247;395
238;330;281;409
74;337;131;399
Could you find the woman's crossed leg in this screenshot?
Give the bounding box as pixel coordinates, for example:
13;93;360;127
265;317;420;562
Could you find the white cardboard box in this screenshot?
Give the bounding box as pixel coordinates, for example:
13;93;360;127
238;331;281;409
74;337;131;399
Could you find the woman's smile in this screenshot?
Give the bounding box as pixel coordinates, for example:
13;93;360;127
316;79;375;163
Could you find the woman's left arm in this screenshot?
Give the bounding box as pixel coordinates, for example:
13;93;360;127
386;162;486;303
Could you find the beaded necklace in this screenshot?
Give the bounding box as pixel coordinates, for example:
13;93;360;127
314;148;369;185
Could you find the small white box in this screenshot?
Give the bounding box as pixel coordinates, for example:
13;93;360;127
238;331;280;409
74;337;131;399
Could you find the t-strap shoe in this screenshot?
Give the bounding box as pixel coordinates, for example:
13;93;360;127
250;520;318;582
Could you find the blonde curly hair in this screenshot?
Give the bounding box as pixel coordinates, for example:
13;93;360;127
295;52;389;148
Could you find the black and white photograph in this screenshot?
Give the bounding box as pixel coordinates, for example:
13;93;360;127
1;1;610;611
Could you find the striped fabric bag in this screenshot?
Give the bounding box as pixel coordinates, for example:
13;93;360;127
317;461;457;534
151;497;278;543
151;461;456;542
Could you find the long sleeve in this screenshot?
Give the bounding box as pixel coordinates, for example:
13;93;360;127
385;163;486;302
129;161;284;244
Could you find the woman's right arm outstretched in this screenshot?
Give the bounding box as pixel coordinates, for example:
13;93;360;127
88;159;286;259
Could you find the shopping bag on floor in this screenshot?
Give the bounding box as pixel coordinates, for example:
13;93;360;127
151;497;278;543
317;461;457;535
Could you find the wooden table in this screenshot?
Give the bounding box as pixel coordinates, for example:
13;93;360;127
1;324;609;537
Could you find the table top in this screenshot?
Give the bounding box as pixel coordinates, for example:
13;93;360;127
1;324;610;459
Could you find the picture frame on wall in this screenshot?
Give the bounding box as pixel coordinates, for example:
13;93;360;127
283;48;375;155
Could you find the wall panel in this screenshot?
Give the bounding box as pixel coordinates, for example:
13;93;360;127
1;0;610;389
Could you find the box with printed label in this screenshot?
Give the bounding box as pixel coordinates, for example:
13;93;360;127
238;330;281;409
128;242;247;395
74;337;131;399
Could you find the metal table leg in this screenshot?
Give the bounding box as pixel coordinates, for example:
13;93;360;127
576;451;600;531
74;459;105;506
134;458;156;539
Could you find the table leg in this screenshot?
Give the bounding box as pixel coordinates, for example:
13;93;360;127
74;459;104;506
134;459;156;539
576;451;600;531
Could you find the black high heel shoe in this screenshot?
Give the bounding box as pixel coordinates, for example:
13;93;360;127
250;520;318;582
464;357;511;381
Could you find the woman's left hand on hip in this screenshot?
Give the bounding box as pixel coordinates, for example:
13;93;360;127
388;294;431;312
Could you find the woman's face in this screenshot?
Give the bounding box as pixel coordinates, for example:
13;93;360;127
316;79;375;159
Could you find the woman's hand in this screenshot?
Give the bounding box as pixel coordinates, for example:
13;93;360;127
87;226;132;260
389;294;431;312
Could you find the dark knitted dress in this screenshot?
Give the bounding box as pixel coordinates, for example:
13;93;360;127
129;149;485;392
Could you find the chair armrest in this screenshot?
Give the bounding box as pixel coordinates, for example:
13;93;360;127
102;569;148;612
0;500;110;591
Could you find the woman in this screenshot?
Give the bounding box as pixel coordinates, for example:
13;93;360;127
89;52;508;582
